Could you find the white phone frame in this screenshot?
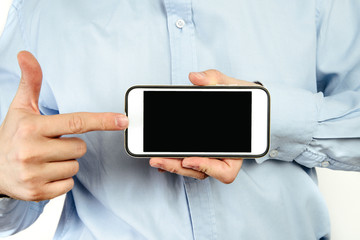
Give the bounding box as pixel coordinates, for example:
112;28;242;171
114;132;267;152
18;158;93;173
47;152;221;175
125;85;270;158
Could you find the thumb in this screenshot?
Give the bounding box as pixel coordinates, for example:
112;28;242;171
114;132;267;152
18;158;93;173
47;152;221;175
11;51;43;113
189;69;256;86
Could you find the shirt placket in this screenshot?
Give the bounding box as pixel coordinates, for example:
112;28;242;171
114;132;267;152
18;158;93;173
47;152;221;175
163;0;197;85
163;1;216;239
183;177;217;240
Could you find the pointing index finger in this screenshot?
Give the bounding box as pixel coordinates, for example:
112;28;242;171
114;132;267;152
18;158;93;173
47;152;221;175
40;112;128;137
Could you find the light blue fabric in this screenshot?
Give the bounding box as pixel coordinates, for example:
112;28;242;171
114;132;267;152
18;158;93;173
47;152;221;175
1;0;360;239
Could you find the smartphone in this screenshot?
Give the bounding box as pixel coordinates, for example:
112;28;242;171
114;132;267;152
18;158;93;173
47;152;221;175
125;85;270;158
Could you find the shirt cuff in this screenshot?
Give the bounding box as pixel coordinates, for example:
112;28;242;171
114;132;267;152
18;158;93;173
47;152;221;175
294;142;360;171
0;198;19;216
255;83;323;164
0;199;48;237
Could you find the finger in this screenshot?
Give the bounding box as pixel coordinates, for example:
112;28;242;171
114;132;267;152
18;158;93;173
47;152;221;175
42;160;79;182
150;158;208;180
189;70;257;86
182;157;243;184
41;177;75;200
40;112;129;137
11;51;43;113
42;137;87;162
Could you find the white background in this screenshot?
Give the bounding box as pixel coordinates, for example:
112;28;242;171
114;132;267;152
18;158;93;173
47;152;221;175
1;1;360;239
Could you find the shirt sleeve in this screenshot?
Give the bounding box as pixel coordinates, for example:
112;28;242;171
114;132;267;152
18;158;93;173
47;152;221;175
0;1;48;236
0;198;49;237
257;0;360;171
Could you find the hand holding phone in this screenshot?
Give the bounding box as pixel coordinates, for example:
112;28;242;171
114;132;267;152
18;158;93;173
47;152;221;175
126;70;270;183
125;77;269;158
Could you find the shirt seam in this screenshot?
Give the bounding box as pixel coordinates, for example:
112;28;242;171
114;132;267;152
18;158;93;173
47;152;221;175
56;196;77;240
206;181;217;240
12;0;30;50
28;201;47;213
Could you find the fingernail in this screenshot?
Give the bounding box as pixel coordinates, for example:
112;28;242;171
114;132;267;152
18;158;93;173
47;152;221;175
191;72;206;79
183;164;195;169
115;115;129;128
149;159;160;168
151;162;159;168
182;160;196;170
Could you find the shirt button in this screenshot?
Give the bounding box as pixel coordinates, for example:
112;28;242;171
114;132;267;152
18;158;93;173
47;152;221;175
321;161;330;168
175;19;185;29
269;149;278;158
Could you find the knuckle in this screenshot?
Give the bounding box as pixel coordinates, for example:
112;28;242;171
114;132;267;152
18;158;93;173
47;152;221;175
99;116;108;131
68;115;85;134
16;117;38;138
66;178;75;190
14;147;35;164
196;173;208;180
19;176;44;201
168;167;178;174
199;166;209;174
71;161;80;175
208;69;222;78
18;169;36;185
76;139;87;156
59;178;75;197
25;188;42;201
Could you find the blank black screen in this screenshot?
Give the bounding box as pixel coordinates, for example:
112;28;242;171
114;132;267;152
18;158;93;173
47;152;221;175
144;91;251;152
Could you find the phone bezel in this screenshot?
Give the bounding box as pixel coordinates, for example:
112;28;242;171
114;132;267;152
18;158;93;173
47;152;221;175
125;85;270;158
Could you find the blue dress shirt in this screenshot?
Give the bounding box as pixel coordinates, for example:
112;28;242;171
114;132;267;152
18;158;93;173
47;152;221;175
1;0;360;239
